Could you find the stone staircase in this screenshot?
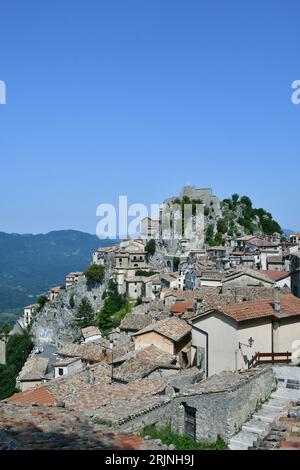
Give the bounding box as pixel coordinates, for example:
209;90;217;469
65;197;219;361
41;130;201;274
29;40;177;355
229;366;300;450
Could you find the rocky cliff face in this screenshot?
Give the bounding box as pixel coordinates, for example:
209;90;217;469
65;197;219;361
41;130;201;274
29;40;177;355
31;276;108;347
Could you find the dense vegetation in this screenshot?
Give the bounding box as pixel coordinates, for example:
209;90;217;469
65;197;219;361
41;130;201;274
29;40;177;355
85;263;105;286
0;328;33;400
74;297;95;329
221;194;282;237
145;239;156;256
205;194;283;246
0;230;118;325
140;425;228;450
97;280;132;334
135;270;156;277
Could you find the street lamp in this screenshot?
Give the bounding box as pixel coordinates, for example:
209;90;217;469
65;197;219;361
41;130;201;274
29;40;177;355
239;337;254;349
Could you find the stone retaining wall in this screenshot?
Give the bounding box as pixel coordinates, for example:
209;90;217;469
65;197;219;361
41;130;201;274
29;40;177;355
171;366;276;443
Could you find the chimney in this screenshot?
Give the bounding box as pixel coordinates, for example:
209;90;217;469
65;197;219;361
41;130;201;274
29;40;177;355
273;286;281;313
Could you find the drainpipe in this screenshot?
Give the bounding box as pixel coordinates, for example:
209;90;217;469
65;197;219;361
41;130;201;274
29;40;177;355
189;323;209;378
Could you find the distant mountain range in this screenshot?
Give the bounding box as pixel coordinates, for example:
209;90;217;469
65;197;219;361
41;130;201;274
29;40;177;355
0;230;118;325
283;228;296;237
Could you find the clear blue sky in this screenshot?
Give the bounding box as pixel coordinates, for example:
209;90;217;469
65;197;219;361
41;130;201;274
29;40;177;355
0;0;299;234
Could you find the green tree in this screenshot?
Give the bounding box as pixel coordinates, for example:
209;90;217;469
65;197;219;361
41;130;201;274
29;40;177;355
231;193;239;204
217;218;228;234
75;297;95;328
85;263;105;286
0;323;10;336
69;294;75;309
145;239;156;256
135;270;156;277
97;288;127;333
0;331;33;400
37;295;48;312
213;232;223;245
240;195;252;207
6;331;33;375
205;224;214;243
173;257;180;271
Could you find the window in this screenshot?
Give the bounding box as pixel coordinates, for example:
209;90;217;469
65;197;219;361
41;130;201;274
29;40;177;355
58;368;64;376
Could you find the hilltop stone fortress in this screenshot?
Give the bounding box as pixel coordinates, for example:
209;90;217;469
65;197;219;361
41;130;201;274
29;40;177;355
142;185;222;260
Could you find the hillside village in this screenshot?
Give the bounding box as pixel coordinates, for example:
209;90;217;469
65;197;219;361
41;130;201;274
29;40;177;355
1;185;300;450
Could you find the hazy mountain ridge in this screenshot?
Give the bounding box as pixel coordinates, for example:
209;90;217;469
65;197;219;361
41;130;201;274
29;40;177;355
0;230;118;324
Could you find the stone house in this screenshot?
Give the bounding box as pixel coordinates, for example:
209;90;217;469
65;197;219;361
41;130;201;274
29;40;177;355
119;313;153;338
199;270;223;287
171;367;275;443
49;287;61;302
221;268;274;293
92;245;119;266
65;272;84;288
206;246;228;269
169;301;197;319
125;276;144;299
140;216;159;240
17;356;49;392
290;232;300;246
133;317;192;367
81;326;102;343
23;304;38;327
267;255;285;271
112;345;178;383
143;274;161;299
58;342;106;365
189;292;300;377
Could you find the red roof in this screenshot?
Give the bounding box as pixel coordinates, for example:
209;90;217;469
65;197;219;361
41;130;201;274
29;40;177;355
170;301;195;314
260;270;290;281
8;387;56;405
192;294;300;323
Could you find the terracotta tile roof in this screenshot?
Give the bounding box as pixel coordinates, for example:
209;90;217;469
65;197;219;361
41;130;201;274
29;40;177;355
111;344;175;365
53;356;82;367
133;316;191;342
260;270;290;281
169;301;195;314
223;268;274;284
179;370;260;396
200;270;223;281
81;326;101;338
58;342;105;363
193;294;300;323
161;288;220;302
8;387;56;405
0;401;154;449
18;356;49;381
120;313;153;332
113;357;176;383
51;287;61;293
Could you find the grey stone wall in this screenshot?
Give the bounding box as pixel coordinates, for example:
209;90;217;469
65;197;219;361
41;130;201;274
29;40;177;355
119;400;172;432
171;367;276;443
